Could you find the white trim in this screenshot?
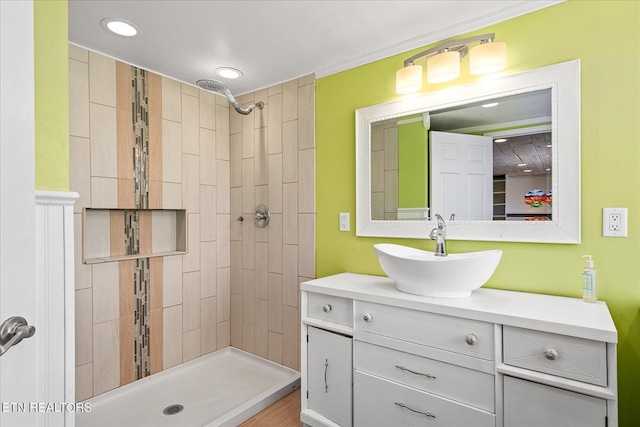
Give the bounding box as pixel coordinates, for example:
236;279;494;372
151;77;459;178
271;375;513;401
36;190;80;206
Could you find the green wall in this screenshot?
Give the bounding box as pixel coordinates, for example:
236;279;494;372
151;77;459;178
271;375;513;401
316;1;639;425
398;120;428;208
34;0;69;191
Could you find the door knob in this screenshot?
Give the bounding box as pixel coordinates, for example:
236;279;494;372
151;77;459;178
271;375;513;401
0;316;36;357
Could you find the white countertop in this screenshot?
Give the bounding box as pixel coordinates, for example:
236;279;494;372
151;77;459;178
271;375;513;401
301;273;617;343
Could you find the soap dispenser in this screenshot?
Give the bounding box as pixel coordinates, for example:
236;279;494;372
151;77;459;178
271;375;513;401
582;255;597;303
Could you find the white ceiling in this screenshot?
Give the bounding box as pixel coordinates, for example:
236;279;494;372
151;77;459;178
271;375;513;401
68;1;562;95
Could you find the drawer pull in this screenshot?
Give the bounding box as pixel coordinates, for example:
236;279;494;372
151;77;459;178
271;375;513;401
324;358;329;393
544;348;559;361
363;313;373;322
322;304;332;313
395;365;436;379
394;402;436;419
465;334;477;346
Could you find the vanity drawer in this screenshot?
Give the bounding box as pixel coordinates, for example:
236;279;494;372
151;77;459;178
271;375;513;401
307;293;353;327
503;326;607;386
354;370;495;427
355;301;494;360
355;340;494;412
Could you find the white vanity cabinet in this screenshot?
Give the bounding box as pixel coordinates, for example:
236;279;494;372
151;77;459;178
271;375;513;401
300;273;618;427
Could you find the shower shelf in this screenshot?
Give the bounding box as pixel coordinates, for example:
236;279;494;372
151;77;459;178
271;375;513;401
82;208;187;264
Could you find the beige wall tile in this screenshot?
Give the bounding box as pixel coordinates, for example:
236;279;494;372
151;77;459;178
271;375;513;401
162;77;181;121
298;83;315;150
298;74;315;87
182;154;200;212
242;324;255;353
182;94;200;155
182;329;201;362
298;148;315;213
268;331;283;364
216;160;230;213
152;210;177;253
200;241;217;298
83;209;111;259
75;288;93;366
216;214;231;267
89;52;116;107
242;158;254;214
254;242;268;301
283;183;298;245
200;185;216;241
230;134;242;187
70;59;90;138
282;245;299;308
181;82;199;97
76;363;93;401
74;214;92;289
230;241;242;295
138;210;153;255
70;136;91;213
268;84;283;96
149;309;163;375
216;106;230;160
199;90;216;130
268;154;283;213
217;321;231;349
150;257;163;311
119;316;135;387
117;179;135;210
200;297;217;354
162;182;182;209
268;93;283;154
182;271;201;332
92;262;119;324
282;305;300;370
282;80;298;123
162;255;183;307
229;105;241;135
299;214;315;278
109;211;125;258
163;305;183;369
242;218;255;270
118;260;135;318
230;188;242;241
93;320;120;395
217;267;231;322
268;273;283;334
183;214;200;272
241;114;255;158
149;117;163;184
162;119;182;183
254;186;269;244
200;128;216;185
242;269;255;326
90;103;117;178
254;299;269;359
148;72;163;119
254;128;268;185
69;44;88;62
268;214;283;273
282;121;298;183
230;293;242;347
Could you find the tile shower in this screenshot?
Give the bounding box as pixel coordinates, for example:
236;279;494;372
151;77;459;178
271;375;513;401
70;44;315;401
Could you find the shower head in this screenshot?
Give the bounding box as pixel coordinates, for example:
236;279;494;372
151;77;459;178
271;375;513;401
196;79;264;115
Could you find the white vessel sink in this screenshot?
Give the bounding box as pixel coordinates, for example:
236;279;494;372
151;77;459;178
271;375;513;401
373;243;502;298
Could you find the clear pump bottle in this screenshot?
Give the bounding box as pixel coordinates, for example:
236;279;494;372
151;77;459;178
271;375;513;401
582;255;597;303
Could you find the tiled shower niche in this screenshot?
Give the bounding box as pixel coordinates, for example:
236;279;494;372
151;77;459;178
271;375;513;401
83;208;187;263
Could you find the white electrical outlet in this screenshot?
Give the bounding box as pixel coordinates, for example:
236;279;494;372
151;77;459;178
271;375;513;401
339;212;350;232
603;207;628;237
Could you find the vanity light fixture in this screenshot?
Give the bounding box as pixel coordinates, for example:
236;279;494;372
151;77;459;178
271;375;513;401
101;18;139;37
215;67;243;79
396;33;506;94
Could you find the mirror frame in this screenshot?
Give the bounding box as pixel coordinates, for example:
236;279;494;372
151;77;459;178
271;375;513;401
356;60;580;243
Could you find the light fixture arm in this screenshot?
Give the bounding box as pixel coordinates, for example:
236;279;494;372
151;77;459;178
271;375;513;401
403;33;495;66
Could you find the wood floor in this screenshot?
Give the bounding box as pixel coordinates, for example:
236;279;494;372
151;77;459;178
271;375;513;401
239;388;303;427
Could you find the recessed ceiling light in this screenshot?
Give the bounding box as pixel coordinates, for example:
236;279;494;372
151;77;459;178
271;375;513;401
101;18;139;37
216;67;244;79
482;102;499;108
546;168;551;171
494;138;507;143
517;163;527;167
546;144;552;148
523;169;532;173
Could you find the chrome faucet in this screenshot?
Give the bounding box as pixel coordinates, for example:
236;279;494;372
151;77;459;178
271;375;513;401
429;214;447;256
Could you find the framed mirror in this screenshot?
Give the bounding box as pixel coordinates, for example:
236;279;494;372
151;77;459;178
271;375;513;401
356;60;580;243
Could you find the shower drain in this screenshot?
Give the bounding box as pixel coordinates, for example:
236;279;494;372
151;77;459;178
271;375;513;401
163;404;184;416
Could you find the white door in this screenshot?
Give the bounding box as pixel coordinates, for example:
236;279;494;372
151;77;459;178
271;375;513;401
430;131;493;221
0;1;39;426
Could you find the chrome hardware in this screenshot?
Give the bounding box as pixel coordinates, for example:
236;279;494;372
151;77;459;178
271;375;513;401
465;334;477;346
544;348;559;361
429;213;447;256
237;216;244;222
0;316;36;357
363;313;373;322
254;204;271;228
394;402;436;419
322;304;332;313
324;359;329;393
396;365;436;379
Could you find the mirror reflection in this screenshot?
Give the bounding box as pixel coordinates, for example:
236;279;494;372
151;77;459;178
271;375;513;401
370;89;552;222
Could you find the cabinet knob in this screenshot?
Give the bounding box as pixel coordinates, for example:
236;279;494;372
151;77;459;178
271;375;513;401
465;334;477;346
544;348;559;360
363;313;373;322
322;304;332;313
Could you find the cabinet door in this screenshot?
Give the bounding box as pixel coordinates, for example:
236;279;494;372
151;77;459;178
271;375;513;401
307;326;353;427
504;376;607;427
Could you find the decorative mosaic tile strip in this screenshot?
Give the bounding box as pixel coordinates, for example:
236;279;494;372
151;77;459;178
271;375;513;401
132;67;149;209
134;257;151;379
124;210;139;255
